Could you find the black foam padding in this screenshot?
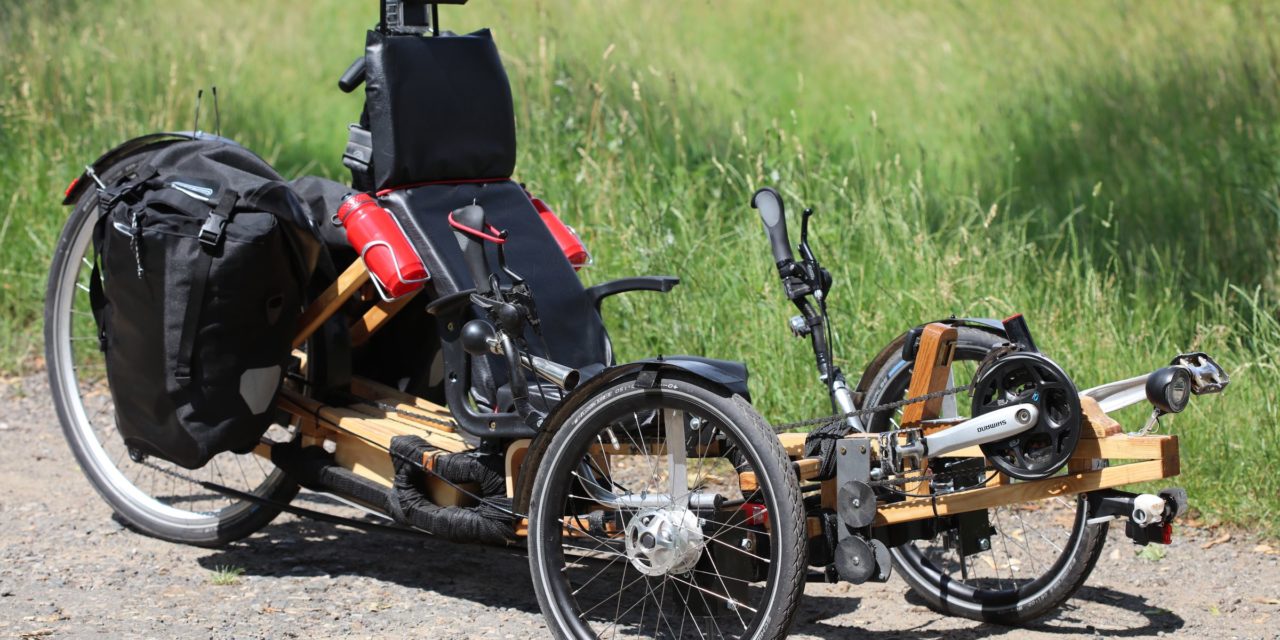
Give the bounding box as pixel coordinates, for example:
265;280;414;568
388;436;514;545
364;29;516;189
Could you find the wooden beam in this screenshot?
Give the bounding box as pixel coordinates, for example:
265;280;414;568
740;457;820;492
294;259;371;348
348;376;457;434
1080;395;1123;438
1075;434;1176;461
933;434;1176;461
900;323;958;427
278;389;468;454
505;439;531;498
349;290;420;347
778;432;806;458
873;458;1175;526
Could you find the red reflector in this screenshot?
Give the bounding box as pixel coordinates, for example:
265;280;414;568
741;502;769;527
1161;523;1173;545
64;176;80;198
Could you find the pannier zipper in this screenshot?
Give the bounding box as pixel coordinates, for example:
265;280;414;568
129;208;145;278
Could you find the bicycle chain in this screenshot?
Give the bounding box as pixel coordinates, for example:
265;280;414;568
351;396;460;431
769;382;976;433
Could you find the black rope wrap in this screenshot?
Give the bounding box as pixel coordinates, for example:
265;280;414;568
387;435;514;545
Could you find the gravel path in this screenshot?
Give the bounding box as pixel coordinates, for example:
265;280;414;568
2;374;1278;639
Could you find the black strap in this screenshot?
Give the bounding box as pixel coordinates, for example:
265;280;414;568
88;255;109;352
85;165;161;353
173;191;237;384
96;164;159;215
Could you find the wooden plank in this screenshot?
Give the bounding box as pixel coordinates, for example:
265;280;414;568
279;389;468;454
293;259;370;348
934;434;1177;461
1073;434;1175;460
739;457;820;492
349;290;420;347
505;439;531;498
807;516;824;539
901;323;956;496
778;432;806;458
349;377;457;433
874;459;1174;526
900;323;958;427
820;479;836;510
285;391;476;501
1080;395;1123;438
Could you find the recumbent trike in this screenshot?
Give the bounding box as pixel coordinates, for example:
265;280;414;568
46;1;1228;638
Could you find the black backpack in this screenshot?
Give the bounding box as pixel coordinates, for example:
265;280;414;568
90;138;320;469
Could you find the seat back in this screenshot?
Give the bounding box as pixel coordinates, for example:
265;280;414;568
381;180;609;406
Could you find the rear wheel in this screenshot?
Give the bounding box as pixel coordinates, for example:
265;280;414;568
862;327;1108;624
45;149;298;547
528;373;806;639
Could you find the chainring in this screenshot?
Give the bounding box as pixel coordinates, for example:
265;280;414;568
972;351;1082;481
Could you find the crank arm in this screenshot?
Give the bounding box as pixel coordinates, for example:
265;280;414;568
1081;351;1230;414
896;403;1039;460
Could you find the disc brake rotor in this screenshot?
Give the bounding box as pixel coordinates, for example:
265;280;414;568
972;352;1082;481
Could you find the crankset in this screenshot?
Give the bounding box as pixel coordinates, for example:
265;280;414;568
971;351;1083;481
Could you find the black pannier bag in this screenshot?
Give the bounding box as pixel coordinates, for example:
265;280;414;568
362;28;517;189
90;138;320;469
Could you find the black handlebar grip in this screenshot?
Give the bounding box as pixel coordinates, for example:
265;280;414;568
338;56;367;93
751;187;793;265
451;204;493;295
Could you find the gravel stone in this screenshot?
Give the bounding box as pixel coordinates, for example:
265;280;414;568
2;374;1277;638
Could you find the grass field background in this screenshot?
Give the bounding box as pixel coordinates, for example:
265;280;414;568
2;0;1278;534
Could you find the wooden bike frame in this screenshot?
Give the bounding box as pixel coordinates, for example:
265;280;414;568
275;262;1183;539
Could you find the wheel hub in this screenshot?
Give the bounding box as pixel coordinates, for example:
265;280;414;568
623;506;705;576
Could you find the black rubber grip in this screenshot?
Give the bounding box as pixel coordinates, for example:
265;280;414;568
451;204;493;295
338;56;367;93
751;187;793;265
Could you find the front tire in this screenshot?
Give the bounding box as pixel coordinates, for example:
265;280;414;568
862;327;1108;624
528;373;806;639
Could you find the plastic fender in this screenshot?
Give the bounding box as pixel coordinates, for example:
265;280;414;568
61;131;239;205
512;356;750;513
851;318;1007;396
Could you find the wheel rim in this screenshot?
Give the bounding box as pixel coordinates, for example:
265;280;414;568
872;352;1094;607
47;191;288;528
538;388;785;639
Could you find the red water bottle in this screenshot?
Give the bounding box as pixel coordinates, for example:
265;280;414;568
336;193;429;300
529;196;591;270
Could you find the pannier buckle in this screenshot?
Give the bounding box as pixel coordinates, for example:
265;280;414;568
199;213;228;247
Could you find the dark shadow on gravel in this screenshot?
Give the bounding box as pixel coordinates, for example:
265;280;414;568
789;583;1184;639
196;515;544;616
192;491;1185;637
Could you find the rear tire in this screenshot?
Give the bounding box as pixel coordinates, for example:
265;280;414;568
862;327;1108;624
45;146;298;547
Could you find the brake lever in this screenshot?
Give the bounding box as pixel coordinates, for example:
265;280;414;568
795;207;832;299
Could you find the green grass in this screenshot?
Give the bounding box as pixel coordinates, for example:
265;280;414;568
208;565;245;586
2;0;1278;535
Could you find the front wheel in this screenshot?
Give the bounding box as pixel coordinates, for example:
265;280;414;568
528;373;806;639
862;327;1108;624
